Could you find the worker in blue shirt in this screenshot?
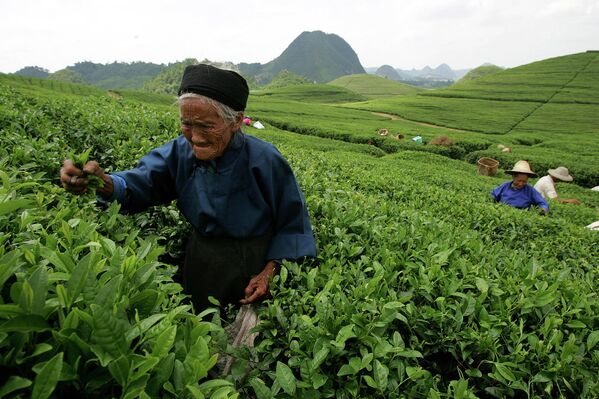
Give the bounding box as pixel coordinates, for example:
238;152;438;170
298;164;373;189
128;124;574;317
491;160;549;214
60;64;317;310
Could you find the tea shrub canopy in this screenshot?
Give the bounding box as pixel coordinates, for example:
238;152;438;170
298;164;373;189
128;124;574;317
0;50;598;398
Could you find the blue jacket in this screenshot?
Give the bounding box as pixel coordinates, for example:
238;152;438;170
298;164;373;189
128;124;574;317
491;181;549;211
106;132;317;262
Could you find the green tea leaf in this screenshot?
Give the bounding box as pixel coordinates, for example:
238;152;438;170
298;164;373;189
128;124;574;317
337;364;356;377
395;349;423;358
17;280;34;313
0;198;34;215
494;363;516;382
0;315;50;333
71;148;92;169
363;375;377;389
185;384;204;399
0;376;32;398
93;275;122;308
210;386;238;399
406;366;427;380
566;320;586;329
312;373;327;390
249;377;271;399
0;251;24;287
90;304;128;366
108;355;130;386
311;345;329;370
334;324;356;347
587;331;599;351
183;336;210;382
18;343;54;365
276;361;296;396
66;252;98;307
27;266;48;315
130;356;160;381
198;379;233;391
475;277;489;293
374;360;388;390
122;375;149;399
31;352;63;399
152;325;177;359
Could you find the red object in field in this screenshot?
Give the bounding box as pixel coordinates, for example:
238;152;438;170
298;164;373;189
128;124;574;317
243;117;251;126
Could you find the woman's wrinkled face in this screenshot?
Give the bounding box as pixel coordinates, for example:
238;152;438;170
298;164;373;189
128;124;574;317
179;98;240;161
511;173;529;189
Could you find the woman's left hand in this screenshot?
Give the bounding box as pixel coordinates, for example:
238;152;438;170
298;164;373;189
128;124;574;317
240;260;277;304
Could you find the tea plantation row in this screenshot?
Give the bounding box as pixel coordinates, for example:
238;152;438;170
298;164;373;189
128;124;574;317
247;51;599;187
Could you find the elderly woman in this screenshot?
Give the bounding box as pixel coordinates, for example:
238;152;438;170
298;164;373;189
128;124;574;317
491;160;549;214
60;64;317;310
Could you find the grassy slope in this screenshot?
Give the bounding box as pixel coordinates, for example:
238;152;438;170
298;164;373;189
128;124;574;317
328;73;423;99
0;73;105;98
458;65;504;82
277;52;599;186
251;83;367;103
0;73;177;109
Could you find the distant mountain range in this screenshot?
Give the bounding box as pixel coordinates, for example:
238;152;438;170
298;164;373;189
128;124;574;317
13;31;476;91
370;64;471;82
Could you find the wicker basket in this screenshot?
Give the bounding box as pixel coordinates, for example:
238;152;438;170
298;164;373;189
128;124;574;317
477;157;499;176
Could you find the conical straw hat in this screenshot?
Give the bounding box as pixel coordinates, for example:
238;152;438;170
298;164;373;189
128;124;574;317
548;166;573;182
507;160;537;177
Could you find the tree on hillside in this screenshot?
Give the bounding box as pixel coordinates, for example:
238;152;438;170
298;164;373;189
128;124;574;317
14;66;50;78
70;61;165;88
264;70;311;89
143;58;199;95
48;69;86;84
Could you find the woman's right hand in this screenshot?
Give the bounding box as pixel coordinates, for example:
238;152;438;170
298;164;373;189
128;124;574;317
60;159;113;197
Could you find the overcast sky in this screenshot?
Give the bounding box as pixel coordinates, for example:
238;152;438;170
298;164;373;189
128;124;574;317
2;0;598;73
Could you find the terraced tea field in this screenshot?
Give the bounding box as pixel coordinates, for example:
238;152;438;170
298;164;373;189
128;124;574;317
0;51;598;398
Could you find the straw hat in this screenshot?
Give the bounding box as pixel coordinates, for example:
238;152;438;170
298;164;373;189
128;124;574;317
507;160;537;176
548;166;573;182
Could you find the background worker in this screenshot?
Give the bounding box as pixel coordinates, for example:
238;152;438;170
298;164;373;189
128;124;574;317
491;160;549;214
534;166;581;204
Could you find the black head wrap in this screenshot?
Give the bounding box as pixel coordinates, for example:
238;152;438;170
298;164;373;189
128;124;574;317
178;64;249;111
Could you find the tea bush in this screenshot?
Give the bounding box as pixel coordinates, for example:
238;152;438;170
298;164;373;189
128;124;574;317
1;79;598;398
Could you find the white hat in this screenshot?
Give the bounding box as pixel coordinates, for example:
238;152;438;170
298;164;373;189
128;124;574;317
507;160;537;177
548;166;573;182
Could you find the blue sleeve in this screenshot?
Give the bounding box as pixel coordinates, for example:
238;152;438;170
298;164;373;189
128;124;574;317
530;186;550;211
111;140;180;213
96;174;127;204
491;183;504;201
257;149;317;261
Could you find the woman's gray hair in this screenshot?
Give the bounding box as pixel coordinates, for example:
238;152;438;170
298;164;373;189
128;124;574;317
178;93;242;125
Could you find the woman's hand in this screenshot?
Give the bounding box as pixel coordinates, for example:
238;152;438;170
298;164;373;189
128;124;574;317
60;159;114;198
240;260;278;304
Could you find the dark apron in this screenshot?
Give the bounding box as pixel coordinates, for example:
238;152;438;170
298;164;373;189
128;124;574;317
183;229;273;311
